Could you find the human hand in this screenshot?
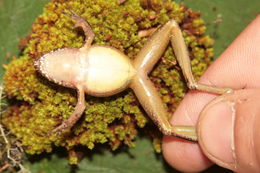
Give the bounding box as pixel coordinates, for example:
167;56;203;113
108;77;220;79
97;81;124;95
163;15;260;172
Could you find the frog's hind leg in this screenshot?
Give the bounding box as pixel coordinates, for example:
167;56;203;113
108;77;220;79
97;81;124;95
133;20;172;74
131;19;232;141
50;86;86;135
131;20;198;141
134;19;232;94
130;75;197;141
168;20;232;94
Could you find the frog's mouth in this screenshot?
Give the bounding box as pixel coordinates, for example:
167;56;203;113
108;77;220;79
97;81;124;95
34;57;44;77
34;54;49;79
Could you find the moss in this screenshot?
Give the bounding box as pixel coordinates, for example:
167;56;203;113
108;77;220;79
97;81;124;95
0;86;28;171
2;0;214;162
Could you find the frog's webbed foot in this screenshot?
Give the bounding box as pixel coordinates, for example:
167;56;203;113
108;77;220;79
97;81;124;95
49;86;86;136
63;10;95;48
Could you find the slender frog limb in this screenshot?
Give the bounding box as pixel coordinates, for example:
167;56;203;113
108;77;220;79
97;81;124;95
133;20;232;94
131;20;232;141
65;10;95;49
50;85;86;134
169;22;232;94
35;13;233;141
130;76;197;141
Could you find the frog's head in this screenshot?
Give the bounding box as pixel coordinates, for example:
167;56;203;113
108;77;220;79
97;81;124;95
34;48;81;88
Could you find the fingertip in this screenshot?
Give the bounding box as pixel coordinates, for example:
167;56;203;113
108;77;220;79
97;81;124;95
198;89;260;172
169;91;216;125
197;96;236;170
162;13;260;173
162;91;216;172
162;135;212;172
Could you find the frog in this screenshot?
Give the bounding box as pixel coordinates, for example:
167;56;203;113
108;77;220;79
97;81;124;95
34;11;232;141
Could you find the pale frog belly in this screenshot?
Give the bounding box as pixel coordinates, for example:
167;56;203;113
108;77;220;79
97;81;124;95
84;46;136;96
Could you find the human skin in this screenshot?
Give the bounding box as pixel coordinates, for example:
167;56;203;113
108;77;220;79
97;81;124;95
163;14;260;172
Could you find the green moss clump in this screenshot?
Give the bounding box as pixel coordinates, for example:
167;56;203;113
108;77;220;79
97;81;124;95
2;0;214;162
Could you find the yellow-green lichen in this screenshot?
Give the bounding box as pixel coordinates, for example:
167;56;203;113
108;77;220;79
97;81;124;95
2;0;214;162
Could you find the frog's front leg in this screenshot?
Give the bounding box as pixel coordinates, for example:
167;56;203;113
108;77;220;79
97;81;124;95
64;10;95;49
131;19;232;141
50;86;86;134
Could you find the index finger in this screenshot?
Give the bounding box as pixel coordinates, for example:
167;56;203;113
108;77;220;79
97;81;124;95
162;14;260;172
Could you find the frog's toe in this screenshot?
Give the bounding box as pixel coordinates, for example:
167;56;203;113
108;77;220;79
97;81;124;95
48;121;70;136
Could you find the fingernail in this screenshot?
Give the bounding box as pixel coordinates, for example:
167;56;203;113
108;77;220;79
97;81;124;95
198;100;236;168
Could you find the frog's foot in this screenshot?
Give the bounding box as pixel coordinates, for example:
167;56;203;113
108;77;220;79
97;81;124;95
48;87;86;137
171;125;197;142
48;120;71;136
63;9;80;20
188;82;233;95
63;10;86;28
63;9;94;48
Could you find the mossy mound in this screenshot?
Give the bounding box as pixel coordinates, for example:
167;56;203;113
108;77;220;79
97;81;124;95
2;0;214;163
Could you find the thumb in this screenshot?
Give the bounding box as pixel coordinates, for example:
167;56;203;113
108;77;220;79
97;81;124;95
197;89;260;172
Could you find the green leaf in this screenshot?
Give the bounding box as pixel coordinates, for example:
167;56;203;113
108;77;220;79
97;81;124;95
27;137;176;173
0;0;49;83
178;0;259;58
0;0;259;172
